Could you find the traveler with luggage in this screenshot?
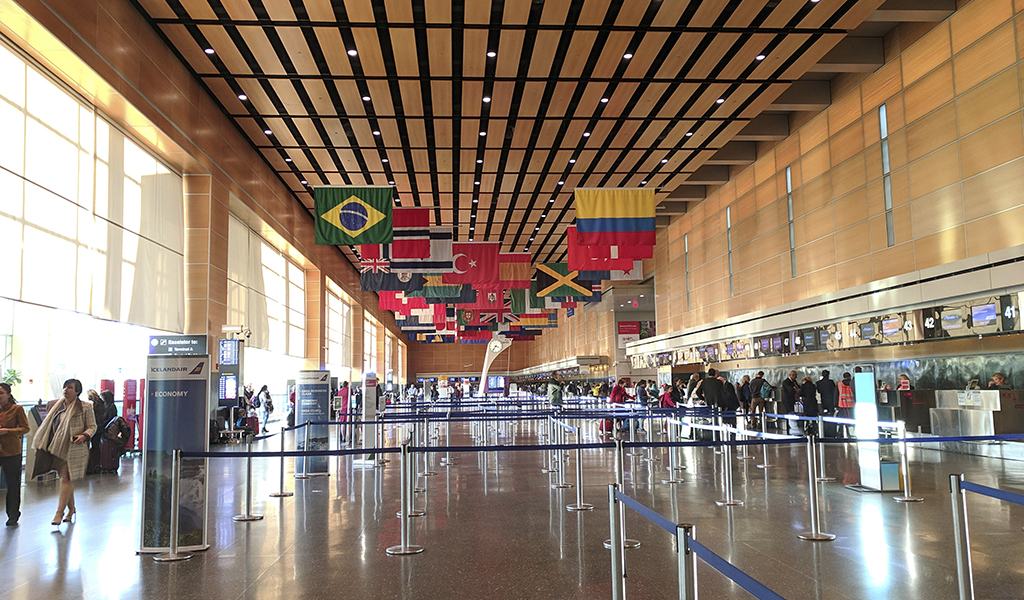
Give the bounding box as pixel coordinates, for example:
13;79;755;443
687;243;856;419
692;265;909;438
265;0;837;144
0;383;29;526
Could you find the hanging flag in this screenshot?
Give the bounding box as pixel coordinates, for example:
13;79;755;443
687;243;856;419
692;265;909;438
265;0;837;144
457;308;483;327
390;226;454;273
510;289;528;315
456;288;506;312
535;263;595;297
566;226;635;271
609;261;644;280
529;280;546;309
574;188;656;247
499;252;532;288
406;275;463;299
360;258;390;274
423;286;476;305
442;242;501;285
361;271;426;292
314;186;393;245
379;291;428;312
392;207;431;259
587;244;652;260
566;307;575;318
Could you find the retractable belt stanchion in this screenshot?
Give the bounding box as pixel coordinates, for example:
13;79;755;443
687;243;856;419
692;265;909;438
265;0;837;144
551;422;572;489
737;416;753;460
608;484;625;600
662;421;683;484
895;420;924;503
949;474;975;600
441;410;457;466
153;448;193;562
713;414;723;455
604;439;640;549
270;429;293;498
798;435;835;541
757;416;772;469
676;523;697;600
628;416;641;456
295;421;311;480
566;428;594;512
377;412;389;467
816;415;834;482
233;434;264;522
541;417;555;473
421;417;437;477
715;427;743;506
386;443;424;556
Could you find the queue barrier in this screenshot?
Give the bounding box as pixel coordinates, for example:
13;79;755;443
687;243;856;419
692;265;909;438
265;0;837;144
608;484;787;600
949;474;1024;600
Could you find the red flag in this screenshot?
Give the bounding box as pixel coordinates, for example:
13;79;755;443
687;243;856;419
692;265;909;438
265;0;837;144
392;207;431;259
457;288;506;312
442;242;501;284
566;226;637;271
499;252;531;288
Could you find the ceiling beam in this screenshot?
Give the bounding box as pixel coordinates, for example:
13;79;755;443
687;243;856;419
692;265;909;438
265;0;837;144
682;165;729;186
656;201;690;215
733;113;789;141
865;0;956;22
666;185;706;201
704;141;756;166
807;37;884;73
655;216;672;228
767;81;831;112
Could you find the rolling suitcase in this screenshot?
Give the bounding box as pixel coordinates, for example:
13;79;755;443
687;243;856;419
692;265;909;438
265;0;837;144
100;438;121;473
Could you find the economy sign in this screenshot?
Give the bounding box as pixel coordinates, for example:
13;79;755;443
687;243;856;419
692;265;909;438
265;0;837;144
140;355;211;553
296;370;331;475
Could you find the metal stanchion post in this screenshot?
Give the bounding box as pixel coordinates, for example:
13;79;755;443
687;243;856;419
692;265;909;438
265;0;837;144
295;421;311;480
270;430;293;498
605;439;641;549
233;435;264;522
422;418;437;476
816;416;835;482
950;474;975;600
676;523;697;600
387;443;424;555
377;412;389;466
662;421;683;484
757;416;772;469
628;415;641;456
154;448;193;562
551;422;572;489
895;421;923;502
542;417;555;473
441;412;457;466
713;414;723;454
567;429;594;511
715;439;743;506
608;484;625;600
738;417;753;460
798;435;835;541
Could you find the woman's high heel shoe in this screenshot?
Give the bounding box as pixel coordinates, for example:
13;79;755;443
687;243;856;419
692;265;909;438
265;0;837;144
63;510;76;523
52;514;63;526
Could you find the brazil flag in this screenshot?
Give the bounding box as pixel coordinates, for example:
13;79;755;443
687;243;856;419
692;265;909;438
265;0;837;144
314;186;394;245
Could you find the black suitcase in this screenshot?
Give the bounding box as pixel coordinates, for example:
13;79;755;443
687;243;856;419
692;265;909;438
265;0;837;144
100;438;120;473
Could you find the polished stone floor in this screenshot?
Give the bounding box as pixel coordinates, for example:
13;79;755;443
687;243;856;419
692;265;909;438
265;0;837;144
1;417;1023;600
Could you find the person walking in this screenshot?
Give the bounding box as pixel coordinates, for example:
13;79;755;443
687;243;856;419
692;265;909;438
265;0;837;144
32;379;97;526
0;383;29;526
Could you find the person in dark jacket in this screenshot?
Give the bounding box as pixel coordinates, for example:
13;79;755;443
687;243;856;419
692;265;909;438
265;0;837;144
781;371;799;414
720;375;740;427
670;379;684;405
799;376;819;436
694;369;724;408
100;390;117;426
749;371;767;419
815;370;838;436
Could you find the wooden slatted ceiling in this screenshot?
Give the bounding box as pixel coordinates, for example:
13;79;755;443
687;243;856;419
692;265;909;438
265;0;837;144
132;0;886;264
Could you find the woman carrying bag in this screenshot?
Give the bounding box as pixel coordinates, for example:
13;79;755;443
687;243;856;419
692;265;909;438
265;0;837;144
32;379;97;526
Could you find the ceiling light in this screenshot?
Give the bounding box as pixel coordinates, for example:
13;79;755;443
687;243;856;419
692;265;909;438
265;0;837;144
300;180;307;185
529;237;535;241
479;131;486;136
639;294;644;298
623;53;633;59
237;94;247;101
716;98;725;104
474;181;480;185
661;159;668;163
362;95;371;101
347;49;358;56
204;48;215;55
487;51;496;57
640;180;647;185
569;159;576;164
548;199;554;203
583;132;591;137
483;97;491;103
685;132;694;137
534;226;540;230
557;181;564;185
470;227;475;231
756;54;766;61
284;157;292;162
372;130;380;136
476;159;483;164
264;129;272;135
472;199;479;203
388;180;395;185
600;98;609;103
542;214;547;218
382;158;389;163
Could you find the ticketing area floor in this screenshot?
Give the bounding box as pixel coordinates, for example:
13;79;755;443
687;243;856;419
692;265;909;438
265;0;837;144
2;419;1023;599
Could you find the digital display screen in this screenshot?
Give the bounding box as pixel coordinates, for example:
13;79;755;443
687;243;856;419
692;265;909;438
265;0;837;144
820;330;831;345
219;374;237;401
882;318;900;336
771;337;783;352
488;376;505;390
972;303;997;327
219;339;239;366
725;343;734;355
759;338;770;352
941;312;964;331
860;323;876;338
803;332;816;348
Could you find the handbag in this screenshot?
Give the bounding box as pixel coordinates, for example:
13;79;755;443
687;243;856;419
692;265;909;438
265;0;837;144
31;448;55;479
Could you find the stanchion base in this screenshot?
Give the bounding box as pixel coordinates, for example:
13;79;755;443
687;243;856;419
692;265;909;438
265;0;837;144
672;466;687;471
715;500;744;506
627;451;642;457
398;510;426;518
269;492;294;498
713;449;723;455
738;455;754;460
894;496;924;503
232;514;264;522
797;532;836;541
421;471;438;477
294;475;311;480
414;487;426;493
756;464;773;469
567;503;594;512
551;483;573;489
307;473;330;478
153;552;193;562
642;457;661;462
816;477;836;483
603;538;641;549
661;478;683;484
540;468;555;473
386;545;424;555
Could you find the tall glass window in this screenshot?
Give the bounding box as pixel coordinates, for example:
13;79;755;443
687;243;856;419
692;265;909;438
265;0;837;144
363;315;378;375
880;104;895;247
786;166;796;277
726;206;734;296
326;281;353;380
684;234;691;310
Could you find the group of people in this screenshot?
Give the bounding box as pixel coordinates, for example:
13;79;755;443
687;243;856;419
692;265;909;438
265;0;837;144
235;384;274;434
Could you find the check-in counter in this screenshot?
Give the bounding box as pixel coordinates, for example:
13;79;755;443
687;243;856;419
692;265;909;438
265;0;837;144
876;390;935;433
930;390;1024;437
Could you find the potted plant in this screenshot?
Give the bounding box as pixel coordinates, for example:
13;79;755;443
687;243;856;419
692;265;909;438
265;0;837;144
2;368;21;386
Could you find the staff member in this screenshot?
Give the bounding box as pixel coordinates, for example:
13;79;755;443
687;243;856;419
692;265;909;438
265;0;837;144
32;379;97;526
0;383;29;526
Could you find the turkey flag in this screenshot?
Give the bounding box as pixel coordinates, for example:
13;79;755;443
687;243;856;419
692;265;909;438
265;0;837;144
441;242;500;285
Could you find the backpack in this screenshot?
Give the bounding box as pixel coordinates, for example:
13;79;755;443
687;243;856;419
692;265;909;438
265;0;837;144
264;398;274;413
252;395;262;408
760;381;773;399
103;416;132;451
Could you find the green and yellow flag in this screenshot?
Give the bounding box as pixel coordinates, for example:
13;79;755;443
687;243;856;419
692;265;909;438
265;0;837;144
314;186;393;245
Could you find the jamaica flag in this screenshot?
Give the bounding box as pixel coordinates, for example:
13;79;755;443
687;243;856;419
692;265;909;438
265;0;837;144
315;186;393;245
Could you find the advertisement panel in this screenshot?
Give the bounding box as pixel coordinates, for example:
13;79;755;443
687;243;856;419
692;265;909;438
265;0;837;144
617;321;640;348
140;355;210;553
296;370;331;474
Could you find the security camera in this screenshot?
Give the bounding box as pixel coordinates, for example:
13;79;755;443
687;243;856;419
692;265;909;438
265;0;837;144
244;329;252;339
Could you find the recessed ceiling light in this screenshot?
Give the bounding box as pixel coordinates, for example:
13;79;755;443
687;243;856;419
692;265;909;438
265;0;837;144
470;227;475;231
661;159;669;163
569;159;576;164
388;180;395;185
548;199;555;203
469;238;474;241
204;48;215;55
476;159;483;164
487;51;496;57
372;130;380;136
716;98;725;104
300;180;307;185
600;98;609;103
639;294;644;298
348;49;358;56
685;132;694;137
534;226;540;230
756;54;766;61
238;94;247;101
474;181;480;185
483;97;491;103
382;158;389;163
284;157;292;162
362;95;371;101
529;238;534;241
264;129;272;135
472;199;479;203
479;131;486;136
623;53;633;59
557;181;564;186
542;214;547;218
640;180;647;185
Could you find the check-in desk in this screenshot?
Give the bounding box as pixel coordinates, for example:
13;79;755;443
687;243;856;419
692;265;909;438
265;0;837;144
929;390;1024;459
876;390;935;433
